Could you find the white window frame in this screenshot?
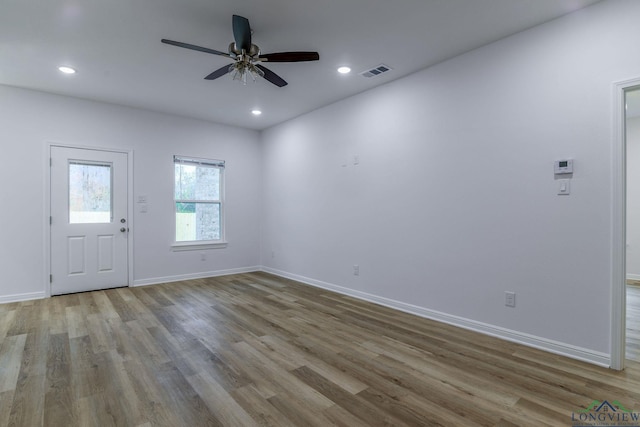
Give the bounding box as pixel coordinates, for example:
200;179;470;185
171;155;227;251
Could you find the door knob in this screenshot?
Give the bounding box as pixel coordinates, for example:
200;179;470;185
120;227;127;232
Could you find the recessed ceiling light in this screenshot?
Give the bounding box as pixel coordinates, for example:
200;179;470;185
58;66;76;74
337;66;351;74
251;109;262;116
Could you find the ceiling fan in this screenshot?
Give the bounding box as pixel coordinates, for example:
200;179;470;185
161;15;319;87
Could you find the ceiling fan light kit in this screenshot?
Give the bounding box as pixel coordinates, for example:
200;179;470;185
162;14;319;87
231;62;263;85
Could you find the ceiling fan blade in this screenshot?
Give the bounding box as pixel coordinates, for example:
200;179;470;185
255;64;288;87
259;52;320;62
232;15;252;52
205;64;233;80
161;39;230;57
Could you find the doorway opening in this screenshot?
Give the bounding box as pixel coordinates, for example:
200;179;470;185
612;79;640;370
625;87;640;362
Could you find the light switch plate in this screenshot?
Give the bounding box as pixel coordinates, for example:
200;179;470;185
557;179;571;195
505;291;516;307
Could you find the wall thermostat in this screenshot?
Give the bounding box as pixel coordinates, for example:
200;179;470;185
554;159;573;174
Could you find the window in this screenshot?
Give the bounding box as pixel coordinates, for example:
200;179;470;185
173;156;225;249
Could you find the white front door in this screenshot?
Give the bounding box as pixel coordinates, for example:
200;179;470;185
50;146;129;295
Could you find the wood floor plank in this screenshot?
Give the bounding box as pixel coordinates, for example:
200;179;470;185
259;334;369;394
91;292;120;320
229;384;298;427
7;318;47;426
75;393;122;427
322;403;373;427
186;371;258;427
141;286;175;308
291;365;410;426
5;305;37;337
85;314;117;354
0;309;16;342
154;362;224;427
265;393;341;427
104;288;138;322
232;340;336;411
48;297;70;335
104;350;148;426
1;272;639;426
123;320;172;365
0;390;15;427
215;345;279;399
7;374;45;427
113;288;159;329
69;335;106;398
0;334;27;393
122;357;192;426
65;305;89;339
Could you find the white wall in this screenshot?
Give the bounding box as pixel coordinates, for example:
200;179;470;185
0;85;261;301
628;116;640;279
261;0;640;361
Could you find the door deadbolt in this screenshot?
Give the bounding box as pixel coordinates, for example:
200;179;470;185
120;218;126;223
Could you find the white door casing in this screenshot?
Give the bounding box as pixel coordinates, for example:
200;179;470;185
611;78;640;370
50;146;129;295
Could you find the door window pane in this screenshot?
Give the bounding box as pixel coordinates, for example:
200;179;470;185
69;162;112;223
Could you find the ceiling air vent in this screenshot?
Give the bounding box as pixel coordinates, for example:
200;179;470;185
360;64;392;78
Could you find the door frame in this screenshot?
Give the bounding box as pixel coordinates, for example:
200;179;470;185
44;142;134;297
611;78;640;370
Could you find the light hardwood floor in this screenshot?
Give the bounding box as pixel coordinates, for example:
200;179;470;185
1;272;639;426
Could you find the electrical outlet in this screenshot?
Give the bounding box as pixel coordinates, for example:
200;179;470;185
353;265;360;276
505;291;516;307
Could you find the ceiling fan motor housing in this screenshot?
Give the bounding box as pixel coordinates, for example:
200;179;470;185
229;42;260;57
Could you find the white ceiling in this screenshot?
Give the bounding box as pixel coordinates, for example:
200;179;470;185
0;0;601;130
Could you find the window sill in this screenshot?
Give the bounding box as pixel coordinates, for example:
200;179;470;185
171;241;228;251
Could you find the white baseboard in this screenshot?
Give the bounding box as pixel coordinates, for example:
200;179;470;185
132;266;261;287
0;291;46;304
260;266;611;368
627;273;640;281
0;267;261;303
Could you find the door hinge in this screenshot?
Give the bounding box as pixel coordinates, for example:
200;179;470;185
49;216;52;225
49;274;53;283
50;157;52;167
